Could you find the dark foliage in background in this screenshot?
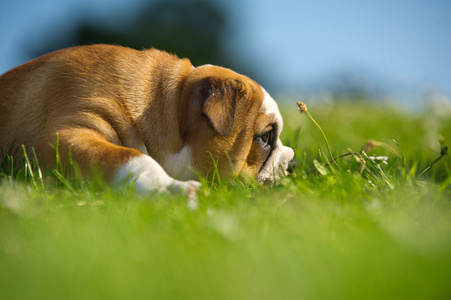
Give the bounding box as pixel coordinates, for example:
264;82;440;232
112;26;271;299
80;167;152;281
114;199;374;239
30;0;259;82
27;0;378;98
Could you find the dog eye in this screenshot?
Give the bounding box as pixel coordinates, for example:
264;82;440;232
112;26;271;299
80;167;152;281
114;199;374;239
257;130;273;149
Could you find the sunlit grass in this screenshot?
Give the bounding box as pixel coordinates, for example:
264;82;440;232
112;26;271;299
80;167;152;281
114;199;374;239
1;100;450;299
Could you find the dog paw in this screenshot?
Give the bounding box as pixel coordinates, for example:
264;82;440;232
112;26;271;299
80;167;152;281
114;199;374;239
115;155;203;198
167;180;202;209
167;180;202;199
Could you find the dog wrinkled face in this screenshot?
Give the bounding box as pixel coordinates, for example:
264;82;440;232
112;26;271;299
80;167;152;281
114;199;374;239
180;65;294;182
254;88;295;182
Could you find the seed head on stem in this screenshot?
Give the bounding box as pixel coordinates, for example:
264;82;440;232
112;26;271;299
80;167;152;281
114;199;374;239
297;101;308;114
297;101;338;168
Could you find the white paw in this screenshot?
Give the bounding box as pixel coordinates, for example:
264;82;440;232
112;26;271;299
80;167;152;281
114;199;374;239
114;155;202;198
166;180;202;199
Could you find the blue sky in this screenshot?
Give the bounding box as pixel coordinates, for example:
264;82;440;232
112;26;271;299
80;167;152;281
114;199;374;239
1;0;450;99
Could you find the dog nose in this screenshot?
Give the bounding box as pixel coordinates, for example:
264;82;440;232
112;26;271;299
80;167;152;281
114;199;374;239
286;159;296;173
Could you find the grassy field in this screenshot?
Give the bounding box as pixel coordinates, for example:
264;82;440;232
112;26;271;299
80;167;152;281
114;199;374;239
1;100;450;299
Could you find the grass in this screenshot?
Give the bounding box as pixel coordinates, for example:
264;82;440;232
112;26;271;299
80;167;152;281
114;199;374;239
1;100;451;300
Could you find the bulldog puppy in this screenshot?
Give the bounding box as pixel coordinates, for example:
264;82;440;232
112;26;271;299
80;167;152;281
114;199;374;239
0;45;295;196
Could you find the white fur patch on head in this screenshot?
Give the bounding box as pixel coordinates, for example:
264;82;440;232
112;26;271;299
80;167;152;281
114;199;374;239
261;87;283;134
257;86;295;182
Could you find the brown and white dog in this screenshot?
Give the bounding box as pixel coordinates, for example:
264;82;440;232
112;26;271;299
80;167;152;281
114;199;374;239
0;45;295;196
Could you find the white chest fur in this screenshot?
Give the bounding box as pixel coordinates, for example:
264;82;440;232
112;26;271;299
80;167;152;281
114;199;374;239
162;146;196;180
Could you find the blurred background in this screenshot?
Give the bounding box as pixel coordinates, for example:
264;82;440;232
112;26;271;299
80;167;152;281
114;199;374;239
1;0;450;107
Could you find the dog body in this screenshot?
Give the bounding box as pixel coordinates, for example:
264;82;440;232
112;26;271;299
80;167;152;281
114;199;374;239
0;45;294;195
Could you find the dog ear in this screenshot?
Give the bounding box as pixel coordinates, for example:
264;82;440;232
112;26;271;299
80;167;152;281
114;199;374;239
197;77;244;137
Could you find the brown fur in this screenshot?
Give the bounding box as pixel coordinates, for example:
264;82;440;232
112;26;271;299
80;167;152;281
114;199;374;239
0;45;273;181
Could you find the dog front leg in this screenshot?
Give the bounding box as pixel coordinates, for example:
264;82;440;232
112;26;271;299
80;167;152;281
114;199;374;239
36;128;201;197
114;155;201;197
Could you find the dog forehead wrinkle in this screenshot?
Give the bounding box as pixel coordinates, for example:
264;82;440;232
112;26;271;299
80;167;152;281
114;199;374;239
260;86;283;132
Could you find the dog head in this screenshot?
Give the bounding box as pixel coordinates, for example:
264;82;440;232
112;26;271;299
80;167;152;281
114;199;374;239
164;64;294;182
